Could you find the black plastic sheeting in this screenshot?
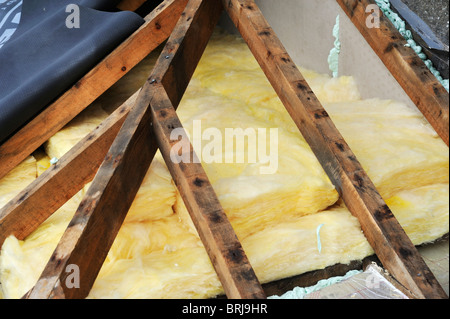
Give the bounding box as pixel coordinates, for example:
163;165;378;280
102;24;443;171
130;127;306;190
0;0;144;143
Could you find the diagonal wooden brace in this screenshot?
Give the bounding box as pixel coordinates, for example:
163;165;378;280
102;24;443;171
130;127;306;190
223;0;447;299
150;83;265;299
337;0;449;146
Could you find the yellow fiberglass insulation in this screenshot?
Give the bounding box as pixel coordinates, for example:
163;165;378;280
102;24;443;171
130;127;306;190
0;156;37;209
0;31;448;299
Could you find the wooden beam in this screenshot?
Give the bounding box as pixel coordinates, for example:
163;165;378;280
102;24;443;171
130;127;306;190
25;0;264;299
150;85;265;299
223;0;447;299
0;91;139;248
23;82;159;299
117;0;149;12
149;0;264;297
336;0;449;146
0;0;189;181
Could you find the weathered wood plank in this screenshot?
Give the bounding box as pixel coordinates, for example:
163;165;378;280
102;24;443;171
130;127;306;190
117;0;148;12
148;0;264;297
23;79;158;299
336;0;449;146
223;0;447;299
0;91;139;248
0;0;189;181
151;84;265;299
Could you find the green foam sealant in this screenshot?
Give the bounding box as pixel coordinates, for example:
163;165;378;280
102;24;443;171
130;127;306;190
375;0;449;92
316;223;325;253
328;15;341;78
327;4;448;92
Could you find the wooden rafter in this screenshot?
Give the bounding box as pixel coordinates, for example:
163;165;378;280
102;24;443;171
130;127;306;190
223;0;447;299
117;0;149;12
337;0;449;146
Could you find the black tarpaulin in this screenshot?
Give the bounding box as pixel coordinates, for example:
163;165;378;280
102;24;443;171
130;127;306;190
0;0;144;143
